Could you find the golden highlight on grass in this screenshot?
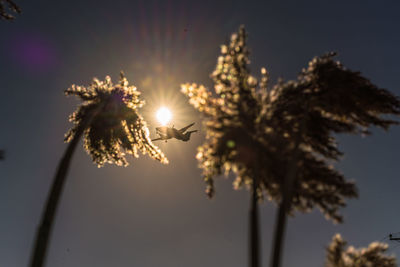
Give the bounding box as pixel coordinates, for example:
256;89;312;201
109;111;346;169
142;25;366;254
65;72;168;166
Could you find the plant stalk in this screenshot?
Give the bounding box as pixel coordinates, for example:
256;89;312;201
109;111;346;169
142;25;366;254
29;113;94;267
250;161;260;267
270;130;303;267
269;161;297;267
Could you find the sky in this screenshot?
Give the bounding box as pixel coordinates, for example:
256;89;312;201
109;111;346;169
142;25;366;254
1;0;400;266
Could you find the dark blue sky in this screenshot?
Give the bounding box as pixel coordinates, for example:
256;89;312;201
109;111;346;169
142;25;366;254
1;1;400;266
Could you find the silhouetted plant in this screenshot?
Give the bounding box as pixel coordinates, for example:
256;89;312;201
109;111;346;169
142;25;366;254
181;26;400;267
30;73;167;267
0;0;20;20
325;234;396;267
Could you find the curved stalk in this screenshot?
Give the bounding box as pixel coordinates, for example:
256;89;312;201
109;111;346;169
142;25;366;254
29;113;94;267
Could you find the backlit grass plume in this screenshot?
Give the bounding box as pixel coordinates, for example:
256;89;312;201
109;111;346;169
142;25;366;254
65;72;168;166
181;26;400;267
325;234;396;267
30;73;167;267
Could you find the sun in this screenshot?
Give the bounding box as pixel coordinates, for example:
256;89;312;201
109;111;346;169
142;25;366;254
156;107;172;126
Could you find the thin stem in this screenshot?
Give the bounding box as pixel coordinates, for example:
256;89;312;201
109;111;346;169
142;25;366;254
29;113;95;267
269;158;298;267
270;123;304;267
250;162;260;267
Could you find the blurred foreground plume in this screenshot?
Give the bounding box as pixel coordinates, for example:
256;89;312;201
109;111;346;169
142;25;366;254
181;25;400;267
0;0;21;20
181;25;400;221
326;234;396;267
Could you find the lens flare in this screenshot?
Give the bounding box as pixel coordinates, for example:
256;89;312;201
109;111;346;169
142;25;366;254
156;107;172;126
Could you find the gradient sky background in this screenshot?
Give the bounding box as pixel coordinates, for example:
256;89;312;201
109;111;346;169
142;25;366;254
1;0;400;266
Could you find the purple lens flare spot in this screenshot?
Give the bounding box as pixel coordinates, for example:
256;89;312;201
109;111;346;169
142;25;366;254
7;33;59;73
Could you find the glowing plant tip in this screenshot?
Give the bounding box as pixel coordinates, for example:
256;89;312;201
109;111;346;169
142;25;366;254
156;107;172;126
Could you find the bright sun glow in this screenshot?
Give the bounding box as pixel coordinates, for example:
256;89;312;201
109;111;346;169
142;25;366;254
156;107;172;126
